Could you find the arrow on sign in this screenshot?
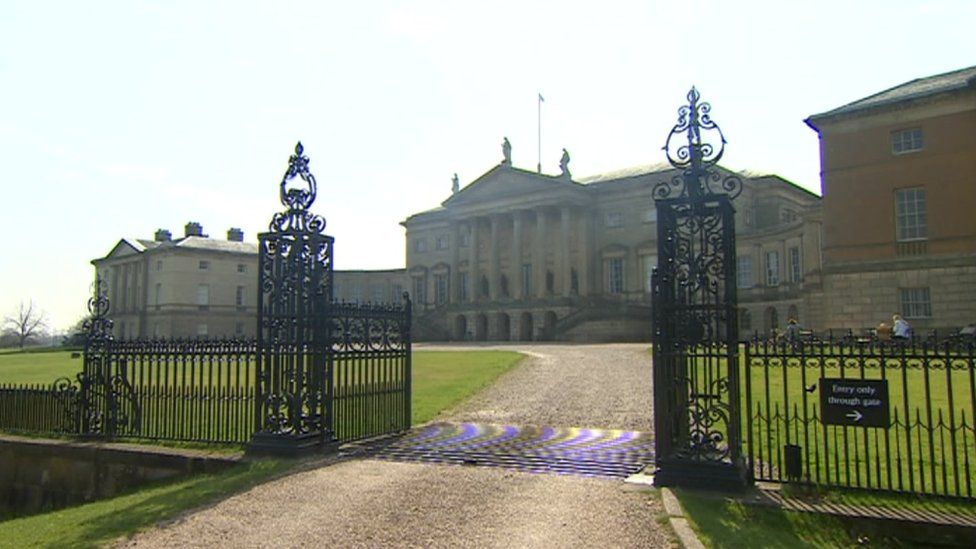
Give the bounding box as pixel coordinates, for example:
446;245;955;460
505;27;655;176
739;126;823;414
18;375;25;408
846;410;863;422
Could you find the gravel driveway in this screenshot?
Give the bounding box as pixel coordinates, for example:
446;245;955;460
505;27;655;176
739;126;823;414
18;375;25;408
121;344;675;548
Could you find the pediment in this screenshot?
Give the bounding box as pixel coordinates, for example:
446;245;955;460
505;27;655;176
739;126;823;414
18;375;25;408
442;165;584;210
102;239;146;260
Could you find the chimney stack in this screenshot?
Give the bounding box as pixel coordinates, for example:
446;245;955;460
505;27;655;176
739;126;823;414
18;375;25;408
227;227;244;242
184;222;205;238
154;229;172;242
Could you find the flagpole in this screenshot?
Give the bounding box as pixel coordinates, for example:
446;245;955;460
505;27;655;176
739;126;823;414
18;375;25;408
537;93;543;173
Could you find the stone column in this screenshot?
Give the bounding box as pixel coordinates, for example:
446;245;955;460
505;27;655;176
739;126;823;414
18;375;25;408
560;206;572;297
535;209;547;298
111;265;120;312
755;243;763;286
512;212;523;299
782;239;788;284
470;219;480;302
489;215;500;300
450;222;461;303
578;210;591;296
122;263;131;312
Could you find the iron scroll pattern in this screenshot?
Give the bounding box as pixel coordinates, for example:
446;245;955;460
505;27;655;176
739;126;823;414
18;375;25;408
652;88;744;473
256;142;335;438
328;297;411;355
655;87;743;202
72;279;140;436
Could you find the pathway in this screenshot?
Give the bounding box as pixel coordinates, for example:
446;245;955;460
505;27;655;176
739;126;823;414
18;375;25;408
121;343;675;548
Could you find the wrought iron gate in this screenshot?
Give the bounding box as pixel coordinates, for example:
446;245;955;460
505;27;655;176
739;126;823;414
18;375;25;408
250;142;412;455
651;88;749;490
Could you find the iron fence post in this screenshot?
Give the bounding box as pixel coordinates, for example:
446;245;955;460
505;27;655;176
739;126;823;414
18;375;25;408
651;88;749;491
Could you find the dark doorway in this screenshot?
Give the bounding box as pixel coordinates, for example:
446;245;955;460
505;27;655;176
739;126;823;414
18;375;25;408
497;313;511;341
454;315;468;341
519;312;533;341
475;314;488;341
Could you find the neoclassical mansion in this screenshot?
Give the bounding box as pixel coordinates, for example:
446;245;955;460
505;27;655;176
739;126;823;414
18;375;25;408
401;145;821;342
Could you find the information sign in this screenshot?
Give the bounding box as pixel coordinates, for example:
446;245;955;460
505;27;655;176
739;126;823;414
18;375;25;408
819;378;889;428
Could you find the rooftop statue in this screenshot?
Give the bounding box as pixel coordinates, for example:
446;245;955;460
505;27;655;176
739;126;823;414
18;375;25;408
452;173;459;195
560;148;571;178
502;137;512;165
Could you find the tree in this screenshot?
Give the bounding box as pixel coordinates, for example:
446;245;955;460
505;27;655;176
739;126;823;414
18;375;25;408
3;300;48;350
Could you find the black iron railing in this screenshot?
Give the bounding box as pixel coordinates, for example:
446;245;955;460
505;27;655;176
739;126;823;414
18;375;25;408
111;338;258;443
743;336;976;499
0;382;76;434
0;298;412;446
330;299;412;442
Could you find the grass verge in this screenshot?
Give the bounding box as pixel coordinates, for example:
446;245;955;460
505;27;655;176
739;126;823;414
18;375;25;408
411;350;523;424
674;486;976;548
0;459;293;548
674;489;870;548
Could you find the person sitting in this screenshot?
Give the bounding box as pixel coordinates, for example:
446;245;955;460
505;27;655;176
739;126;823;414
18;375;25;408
876;321;892;342
892;314;911;340
785;318;800;342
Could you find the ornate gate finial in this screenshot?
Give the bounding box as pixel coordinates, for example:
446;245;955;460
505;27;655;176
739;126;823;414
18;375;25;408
270;141;326;233
657;87;741;201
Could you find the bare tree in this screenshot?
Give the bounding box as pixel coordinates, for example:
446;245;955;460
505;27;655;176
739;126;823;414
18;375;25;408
3;300;48;350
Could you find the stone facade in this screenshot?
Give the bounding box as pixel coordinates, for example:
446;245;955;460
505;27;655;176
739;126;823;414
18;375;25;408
93;223;259;339
402;161;822;342
93;223;406;339
333;269;408;305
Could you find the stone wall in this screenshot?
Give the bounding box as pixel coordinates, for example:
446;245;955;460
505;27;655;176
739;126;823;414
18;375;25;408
0;435;239;518
819;261;976;332
560;319;651;343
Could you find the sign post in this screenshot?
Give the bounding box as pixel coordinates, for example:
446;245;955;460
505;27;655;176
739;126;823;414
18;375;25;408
819;378;890;428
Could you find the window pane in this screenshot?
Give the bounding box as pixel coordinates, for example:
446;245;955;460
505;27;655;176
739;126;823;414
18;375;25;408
459;273;469;302
900;287;931;318
608;258;624;294
892;128;923;154
737;256;754;288
896;187;927;241
765;251;779;286
196;285;209;305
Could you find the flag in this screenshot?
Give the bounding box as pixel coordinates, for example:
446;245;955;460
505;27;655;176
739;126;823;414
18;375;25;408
538;93;545;102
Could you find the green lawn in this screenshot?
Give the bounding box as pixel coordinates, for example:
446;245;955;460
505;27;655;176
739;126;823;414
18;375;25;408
0;350;82;385
412;350;521;424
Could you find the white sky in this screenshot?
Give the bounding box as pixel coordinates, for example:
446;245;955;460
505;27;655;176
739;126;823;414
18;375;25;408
1;0;973;331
